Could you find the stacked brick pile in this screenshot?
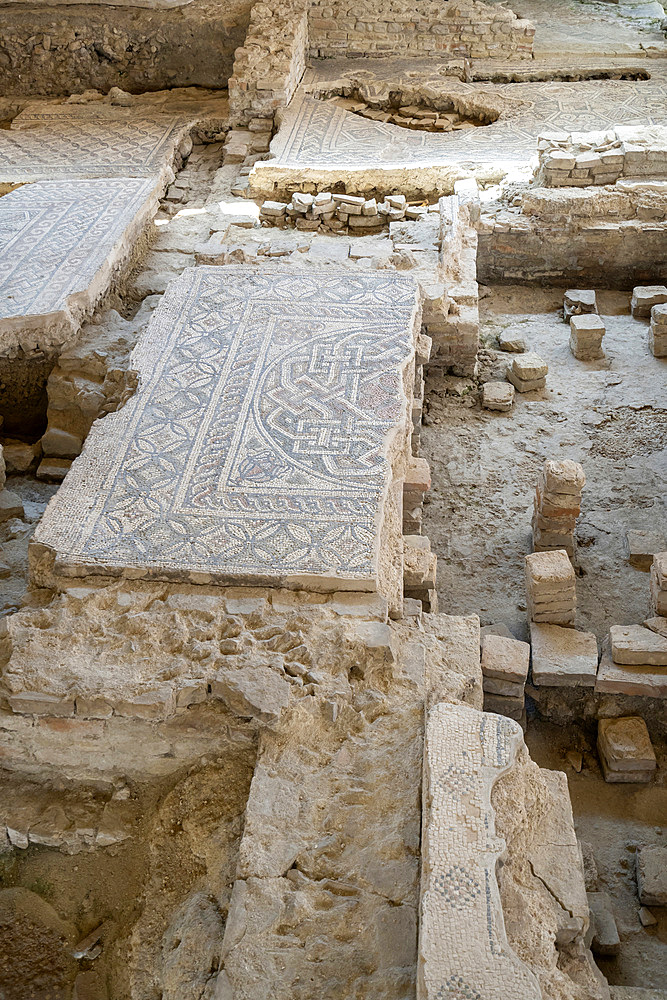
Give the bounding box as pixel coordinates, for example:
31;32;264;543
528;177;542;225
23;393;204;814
506;352;547;392
525;549;576;626
532;459;585;558
403;535;437;612
480;630;529;723
259;191;423;232
564;289;597;321
403;457;430;535
650;551;667;617
569;314;605;361
649;304;667;357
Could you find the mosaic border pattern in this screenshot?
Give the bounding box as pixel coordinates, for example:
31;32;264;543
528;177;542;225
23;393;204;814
35;265;421;589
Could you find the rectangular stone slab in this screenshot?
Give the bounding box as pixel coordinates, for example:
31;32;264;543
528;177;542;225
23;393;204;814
595;647;667;698
609;624;667;666
0;178;160;358
0;106;189;184
530;622;598;687
33;266;421;597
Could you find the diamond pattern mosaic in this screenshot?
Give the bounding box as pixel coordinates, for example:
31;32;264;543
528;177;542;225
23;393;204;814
420;703;542;999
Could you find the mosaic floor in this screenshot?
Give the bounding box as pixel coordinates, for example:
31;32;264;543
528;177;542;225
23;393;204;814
420;702;542;1000
35;265;421;591
0;105;190;184
0;178;159;355
252;63;667;191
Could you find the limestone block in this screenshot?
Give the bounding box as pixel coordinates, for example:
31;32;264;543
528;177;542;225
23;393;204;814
542;459;585;497
498;334;527;353
525;550;576;624
2;440;39;472
507;368;546;393
211;664;290;724
0;490;24;523
482;676;525;698
36;459;72;482
483;692;524;720
636;845;667;906
530;623;598;687
564;289;597;321
597;717;656;781
481;633;529;684
627;529;666;571
420;703;540;1000
510;352;548;381
587;892;620;956
595;646;667;698
644;616;667;639
569;314;605;361
610;624;667;665
631;284;667;318
482;380;515;411
33;266;421;608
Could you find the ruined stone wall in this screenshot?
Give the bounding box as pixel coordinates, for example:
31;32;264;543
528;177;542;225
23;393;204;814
308;0;534;61
228;0;309;126
536;126;667;188
478;185;667;288
0;0;251;96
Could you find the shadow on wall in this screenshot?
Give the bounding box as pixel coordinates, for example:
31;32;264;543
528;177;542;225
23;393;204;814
0;0;252;96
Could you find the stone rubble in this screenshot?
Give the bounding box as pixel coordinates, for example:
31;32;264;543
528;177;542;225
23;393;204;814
532;459;585;560
636;845;667;906
650;551;667;617
506;351;548;393
597;716;657;783
563;288;598;322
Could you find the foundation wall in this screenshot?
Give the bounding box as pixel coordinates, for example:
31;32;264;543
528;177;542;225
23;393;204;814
308;0;534;60
537;126;667;188
477;224;667;289
0;0;250;95
228;0;309;126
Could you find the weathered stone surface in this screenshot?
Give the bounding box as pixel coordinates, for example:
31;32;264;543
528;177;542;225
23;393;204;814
211;665;291;724
564;289;597;320
0;179;159;358
420;703;540;1000
482;380;515;411
525;549;576;625
569;314;605;361
530;624;598;687
631;284;667;319
636;845;667;906
587;892;620;956
627;529;667;571
595;646;667;698
511;351;548;381
0;105;189;184
483;692;525;720
33;266;421;604
610;624;667;665
481;633;530;684
644;616;667;639
597;716;656;781
0;490;24;523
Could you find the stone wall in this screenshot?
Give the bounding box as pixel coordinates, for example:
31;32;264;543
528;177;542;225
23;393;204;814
0;0;250;96
308;0;534;60
478;184;667;288
536;126;667;188
228;0;309;126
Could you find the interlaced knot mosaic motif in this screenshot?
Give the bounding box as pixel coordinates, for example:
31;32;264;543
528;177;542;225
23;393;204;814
35;265;420;588
420;703;542;999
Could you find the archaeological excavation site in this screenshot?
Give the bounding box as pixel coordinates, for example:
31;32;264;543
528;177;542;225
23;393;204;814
1;0;667;996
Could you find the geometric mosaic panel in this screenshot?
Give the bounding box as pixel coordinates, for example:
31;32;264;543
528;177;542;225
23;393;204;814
419;703;542;1000
0;106;188;183
34;266;421;590
0;178;158;352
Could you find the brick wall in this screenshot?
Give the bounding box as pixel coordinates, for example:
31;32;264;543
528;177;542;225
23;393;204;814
308;0;534;60
229;0;309;126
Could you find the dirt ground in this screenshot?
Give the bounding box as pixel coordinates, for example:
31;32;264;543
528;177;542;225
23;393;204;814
527;721;667;989
422;285;667;644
